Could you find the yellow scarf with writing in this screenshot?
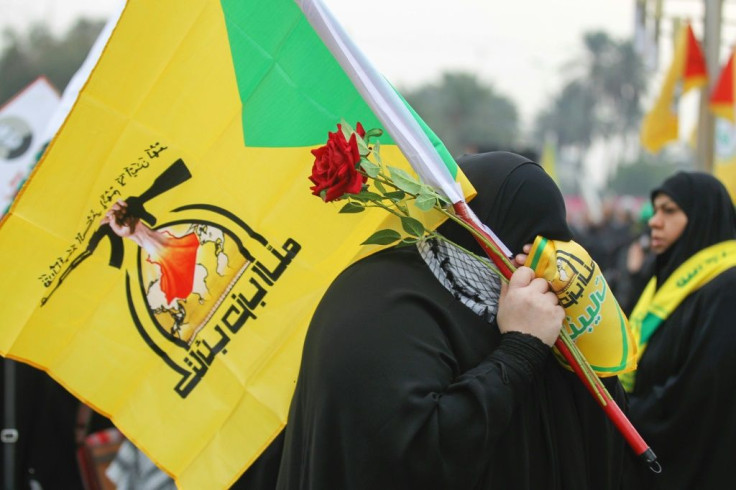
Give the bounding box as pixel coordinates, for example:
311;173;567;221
619;240;736;392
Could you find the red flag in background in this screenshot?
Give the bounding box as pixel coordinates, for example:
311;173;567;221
710;50;735;122
710;48;736;203
640;23;707;152
681;24;708;90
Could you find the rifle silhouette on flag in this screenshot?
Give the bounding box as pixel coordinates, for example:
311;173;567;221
41;159;192;306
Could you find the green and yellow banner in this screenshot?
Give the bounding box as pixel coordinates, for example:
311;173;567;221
0;1;471;488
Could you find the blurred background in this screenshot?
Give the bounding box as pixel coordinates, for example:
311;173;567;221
2;1;736;488
4;0;736;223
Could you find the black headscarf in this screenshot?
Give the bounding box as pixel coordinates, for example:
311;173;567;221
651;171;736;286
437;151;573;256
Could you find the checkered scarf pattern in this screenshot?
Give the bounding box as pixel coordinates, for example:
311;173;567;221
417;237;502;323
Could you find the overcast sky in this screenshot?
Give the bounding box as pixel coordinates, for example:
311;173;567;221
3;0;730;131
1;0;638;126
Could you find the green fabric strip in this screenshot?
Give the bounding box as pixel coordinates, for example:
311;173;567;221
639;312;664;345
219;0;458;182
528;237;548;271
584;297;631;372
220;0;387;147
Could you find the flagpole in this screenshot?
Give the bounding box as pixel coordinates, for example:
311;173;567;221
296;0;658;469
294;0;511;258
696;0;722;173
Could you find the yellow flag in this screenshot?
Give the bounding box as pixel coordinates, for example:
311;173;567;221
640;22;707;152
0;1;472;488
540;136;558;184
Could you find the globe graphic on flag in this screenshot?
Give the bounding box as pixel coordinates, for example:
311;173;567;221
137;221;251;346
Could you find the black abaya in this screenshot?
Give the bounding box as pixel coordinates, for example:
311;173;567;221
624;171;736;489
275;246;625;490
239;152;627;489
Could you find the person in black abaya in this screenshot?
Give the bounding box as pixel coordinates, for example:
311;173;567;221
622;171;736;490
238;151;627;490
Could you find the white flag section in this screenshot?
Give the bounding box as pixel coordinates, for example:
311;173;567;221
294;0;512;257
0;77;60;218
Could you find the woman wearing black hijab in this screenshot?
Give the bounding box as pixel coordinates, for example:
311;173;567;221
239;151;627;489
622;171;736;490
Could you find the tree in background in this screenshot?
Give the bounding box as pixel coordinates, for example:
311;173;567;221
0;18;104;104
535;80;597;149
403;72;520;157
533;31;648;192
535;31;646;147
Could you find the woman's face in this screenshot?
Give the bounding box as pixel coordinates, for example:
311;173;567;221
648;193;688;254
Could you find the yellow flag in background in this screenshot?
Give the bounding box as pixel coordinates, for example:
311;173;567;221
640;22;707;152
540;136;559;184
0;1;472;488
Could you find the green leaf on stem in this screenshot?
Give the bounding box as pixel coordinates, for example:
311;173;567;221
339;201;365;213
340;119;354;139
373;179;387;195
360;158;380;178
364;128;383;140
420;184;452;208
436;193;452;206
399;237;420;246
387;166;421;194
401;216;425;237
362;229;402;245
372;140;383;165
414;193;437;211
356;137;371;156
349;191;383;202
384;190;406;201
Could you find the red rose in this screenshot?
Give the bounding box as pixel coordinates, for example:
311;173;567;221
309;123;367;202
